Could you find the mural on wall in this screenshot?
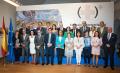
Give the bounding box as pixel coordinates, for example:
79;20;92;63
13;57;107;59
16;9;62;28
16;2;114;28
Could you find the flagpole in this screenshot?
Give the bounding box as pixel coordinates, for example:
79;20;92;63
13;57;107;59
2;56;6;72
3;56;6;67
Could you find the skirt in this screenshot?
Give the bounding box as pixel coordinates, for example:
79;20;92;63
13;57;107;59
91;47;100;55
30;43;36;54
65;49;73;57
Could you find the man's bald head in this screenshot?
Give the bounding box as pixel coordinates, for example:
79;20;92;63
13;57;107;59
82;21;87;26
108;27;112;33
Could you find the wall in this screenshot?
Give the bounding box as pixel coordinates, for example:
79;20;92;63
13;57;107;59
0;0;16;57
0;0;16;29
16;2;114;28
114;1;120;45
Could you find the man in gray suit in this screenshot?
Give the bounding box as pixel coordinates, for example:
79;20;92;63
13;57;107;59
97;21;108;59
97;21;107;37
80;21;90;37
35;28;45;65
21;30;29;63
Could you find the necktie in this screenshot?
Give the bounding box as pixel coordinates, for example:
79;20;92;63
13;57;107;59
83;27;85;31
23;35;25;40
107;33;111;40
38;33;41;39
48;34;51;43
74;30;76;37
83;27;86;31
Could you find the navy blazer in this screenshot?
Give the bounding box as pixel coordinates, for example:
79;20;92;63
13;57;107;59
44;33;56;49
102;33;117;50
80;26;90;37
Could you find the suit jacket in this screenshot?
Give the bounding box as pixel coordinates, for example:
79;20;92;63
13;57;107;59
97;27;107;37
37;27;47;36
19;28;30;35
21;34;29;48
102;33;117;51
12;33;22;48
35;34;44;49
44;33;56;49
55;36;65;49
80;26;90;37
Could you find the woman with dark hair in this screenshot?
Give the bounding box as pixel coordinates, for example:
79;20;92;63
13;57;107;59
64;26;74;38
52;24;58;36
74;31;84;65
13;30;22;63
91;31;102;68
89;25;96;37
29;30;36;64
56;30;65;64
52;24;58;56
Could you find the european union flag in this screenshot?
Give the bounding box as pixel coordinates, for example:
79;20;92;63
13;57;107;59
7;18;14;63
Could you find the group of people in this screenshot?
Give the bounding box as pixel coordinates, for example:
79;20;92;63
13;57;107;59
11;21;117;70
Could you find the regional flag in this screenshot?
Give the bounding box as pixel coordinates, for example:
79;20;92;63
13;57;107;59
1;17;8;57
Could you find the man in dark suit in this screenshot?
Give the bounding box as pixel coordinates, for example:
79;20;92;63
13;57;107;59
97;21;108;60
19;23;30;35
35;28;45;65
37;22;47;36
21;29;29;63
71;24;80;37
102;27;117;70
80;21;90;37
44;28;56;65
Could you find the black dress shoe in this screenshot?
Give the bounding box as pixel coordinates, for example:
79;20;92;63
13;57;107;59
51;63;54;65
46;63;49;65
42;63;44;65
35;63;38;65
92;65;95;67
111;67;114;70
88;64;90;67
27;61;29;63
104;66;107;68
22;61;25;63
96;65;98;68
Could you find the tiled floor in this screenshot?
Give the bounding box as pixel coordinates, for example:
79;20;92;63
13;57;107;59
0;64;119;73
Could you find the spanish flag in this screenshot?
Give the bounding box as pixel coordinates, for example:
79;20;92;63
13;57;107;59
1;17;8;57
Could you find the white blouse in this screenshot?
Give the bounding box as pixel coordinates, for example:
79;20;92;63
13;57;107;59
74;37;85;50
91;37;102;48
89;30;95;37
65;38;73;49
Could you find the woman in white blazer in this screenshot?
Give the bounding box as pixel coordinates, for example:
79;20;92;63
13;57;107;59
74;31;85;65
91;31;102;68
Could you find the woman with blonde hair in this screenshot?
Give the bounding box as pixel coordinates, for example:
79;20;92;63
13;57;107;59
65;32;74;64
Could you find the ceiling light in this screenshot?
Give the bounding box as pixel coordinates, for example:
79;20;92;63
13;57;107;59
4;0;20;7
